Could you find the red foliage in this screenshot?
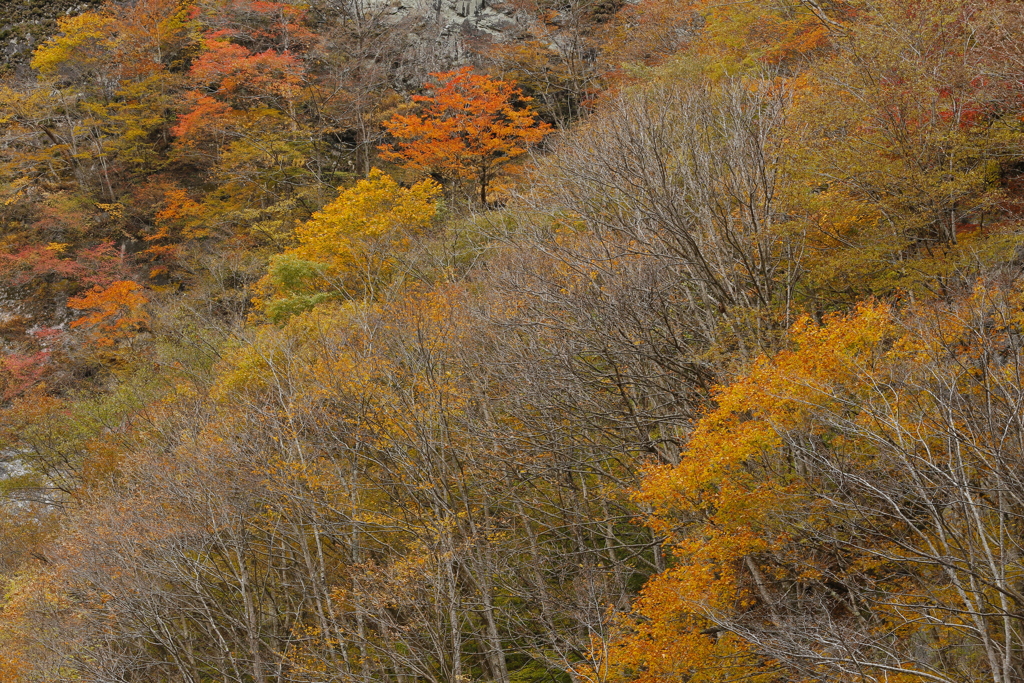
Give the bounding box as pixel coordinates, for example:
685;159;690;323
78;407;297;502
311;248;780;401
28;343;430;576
0;247;83;287
188;39;304;103
0;350;52;402
0;242;132;290
192;0;314;53
171;93;237;140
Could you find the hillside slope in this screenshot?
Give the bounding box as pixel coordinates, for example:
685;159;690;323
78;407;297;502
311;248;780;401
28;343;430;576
3;1;1024;683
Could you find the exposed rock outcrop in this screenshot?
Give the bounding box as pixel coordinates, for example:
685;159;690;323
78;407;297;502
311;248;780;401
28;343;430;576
375;0;521;63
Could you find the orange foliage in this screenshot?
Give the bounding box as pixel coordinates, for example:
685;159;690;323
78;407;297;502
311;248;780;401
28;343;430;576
172;39;304;144
189;38;304;103
172;0;308;152
170;93;236;141
595;304;897;683
605;289;1024;682
31;0;192;82
380;67;551;204
68;281;150;347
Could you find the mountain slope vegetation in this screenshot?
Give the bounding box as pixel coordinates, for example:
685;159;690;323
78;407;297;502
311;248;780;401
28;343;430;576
2;1;1024;682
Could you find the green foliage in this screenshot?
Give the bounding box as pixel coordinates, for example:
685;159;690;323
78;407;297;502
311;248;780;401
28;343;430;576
509;659;573;683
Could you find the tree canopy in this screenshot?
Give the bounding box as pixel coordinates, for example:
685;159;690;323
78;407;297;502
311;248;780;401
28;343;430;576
2;1;1024;682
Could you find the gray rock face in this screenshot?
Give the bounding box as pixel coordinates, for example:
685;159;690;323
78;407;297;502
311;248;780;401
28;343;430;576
341;0;524;75
376;0;521;63
386;0;517;34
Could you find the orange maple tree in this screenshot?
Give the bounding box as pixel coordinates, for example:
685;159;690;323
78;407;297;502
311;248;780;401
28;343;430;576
68;280;149;348
379;67;552;205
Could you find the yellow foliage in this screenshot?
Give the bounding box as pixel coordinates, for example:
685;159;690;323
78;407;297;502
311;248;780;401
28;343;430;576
31;12;115;76
294;168;440;260
255;169;441;319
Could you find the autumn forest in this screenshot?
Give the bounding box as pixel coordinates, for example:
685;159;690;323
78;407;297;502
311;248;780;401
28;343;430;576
0;0;1022;681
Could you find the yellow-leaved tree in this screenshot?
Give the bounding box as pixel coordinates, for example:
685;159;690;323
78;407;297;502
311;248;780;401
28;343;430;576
601;283;1024;683
255;169;441;320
